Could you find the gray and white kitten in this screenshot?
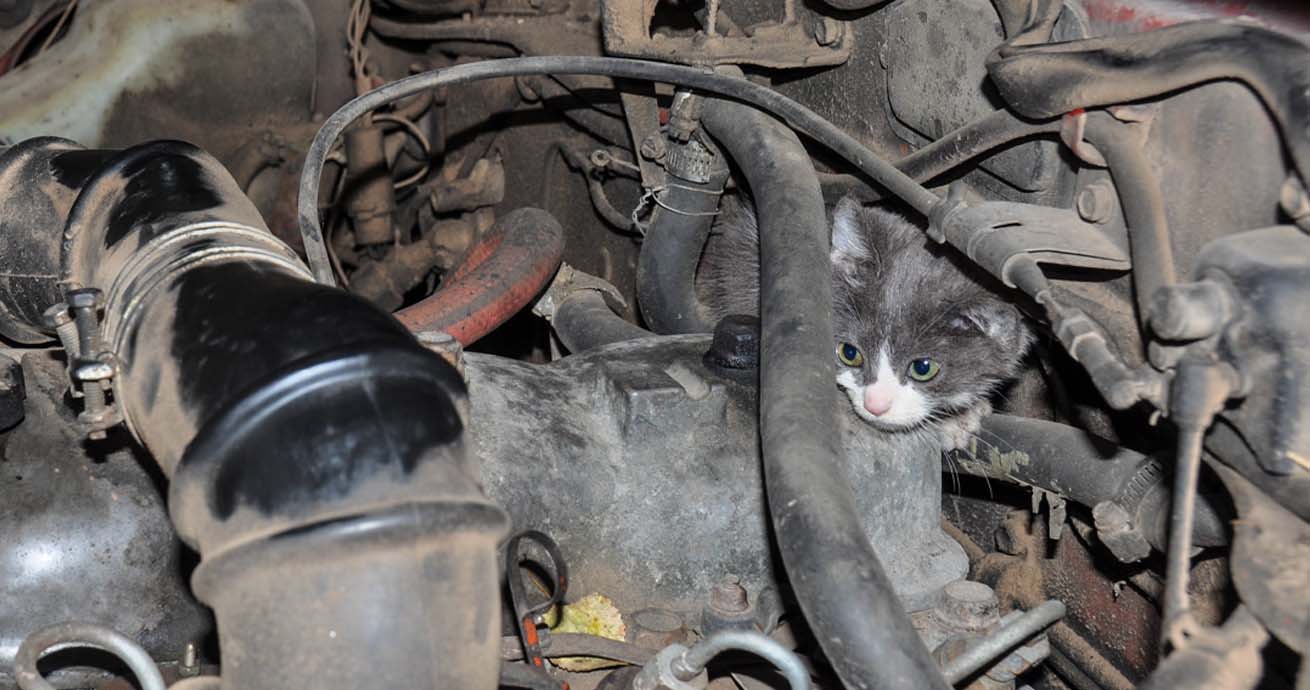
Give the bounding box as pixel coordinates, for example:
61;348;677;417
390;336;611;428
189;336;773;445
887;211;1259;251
699;195;1034;448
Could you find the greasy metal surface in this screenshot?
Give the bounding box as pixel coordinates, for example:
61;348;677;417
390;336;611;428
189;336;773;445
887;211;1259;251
0;0;315;160
1212;462;1310;653
599;1;852;69
466;335;968;617
879;0;1078;196
0;351;211;687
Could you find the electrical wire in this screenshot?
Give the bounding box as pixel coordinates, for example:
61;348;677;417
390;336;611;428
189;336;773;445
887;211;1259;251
36;0;76;55
372;113;432;188
298;55;944;285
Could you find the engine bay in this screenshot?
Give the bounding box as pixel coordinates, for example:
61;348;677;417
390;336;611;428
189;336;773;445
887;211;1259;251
0;1;1307;689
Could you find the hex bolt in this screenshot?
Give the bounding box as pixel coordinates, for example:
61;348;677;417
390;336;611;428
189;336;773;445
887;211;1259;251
938;580;1000;632
42;304;80;359
1076;181;1116;224
65;288;104;358
709;575;750;615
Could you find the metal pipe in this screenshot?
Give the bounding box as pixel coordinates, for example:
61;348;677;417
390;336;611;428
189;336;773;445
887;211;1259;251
14;623;166;690
941;600;1067;684
675;631;810;690
699;97;949;690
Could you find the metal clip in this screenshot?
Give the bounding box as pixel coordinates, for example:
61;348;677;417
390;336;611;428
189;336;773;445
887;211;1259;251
63;288;122;440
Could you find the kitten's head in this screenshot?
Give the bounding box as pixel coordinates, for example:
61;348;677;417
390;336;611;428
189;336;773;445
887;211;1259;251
828;197;1033;430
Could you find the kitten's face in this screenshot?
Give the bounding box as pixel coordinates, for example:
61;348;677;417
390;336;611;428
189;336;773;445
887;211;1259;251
828;198;1032;430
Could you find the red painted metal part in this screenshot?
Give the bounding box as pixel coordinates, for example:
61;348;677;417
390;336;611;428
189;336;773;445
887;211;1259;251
1078;0;1310;34
396;209;564;345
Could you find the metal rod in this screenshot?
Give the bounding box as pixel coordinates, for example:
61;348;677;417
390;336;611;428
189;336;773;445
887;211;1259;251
14;622;166;690
1161;425;1206;649
941;600;1067;684
675;631;810;690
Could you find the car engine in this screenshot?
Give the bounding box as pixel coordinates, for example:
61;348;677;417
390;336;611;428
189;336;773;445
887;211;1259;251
0;1;1306;689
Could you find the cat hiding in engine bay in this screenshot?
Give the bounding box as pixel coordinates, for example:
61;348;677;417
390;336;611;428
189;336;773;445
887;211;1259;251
699;195;1034;449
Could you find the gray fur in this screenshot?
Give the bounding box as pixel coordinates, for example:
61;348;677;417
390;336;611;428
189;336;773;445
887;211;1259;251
698;194;1034;427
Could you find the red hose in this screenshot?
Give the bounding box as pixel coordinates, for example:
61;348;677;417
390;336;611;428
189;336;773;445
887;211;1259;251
396;208;563;345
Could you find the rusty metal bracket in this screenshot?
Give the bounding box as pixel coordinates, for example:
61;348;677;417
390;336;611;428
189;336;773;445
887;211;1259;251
600;1;851;69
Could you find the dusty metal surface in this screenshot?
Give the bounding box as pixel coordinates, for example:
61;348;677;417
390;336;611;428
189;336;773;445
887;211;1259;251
0;0;1308;688
466;335;968;617
0;352;211;688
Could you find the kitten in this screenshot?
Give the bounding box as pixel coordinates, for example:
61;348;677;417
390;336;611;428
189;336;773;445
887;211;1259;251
698;194;1034;449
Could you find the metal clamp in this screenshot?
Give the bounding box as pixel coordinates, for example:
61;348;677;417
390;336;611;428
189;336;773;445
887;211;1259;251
54;288;123;440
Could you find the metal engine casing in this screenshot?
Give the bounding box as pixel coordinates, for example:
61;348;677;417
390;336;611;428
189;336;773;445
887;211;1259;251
466;334;968;619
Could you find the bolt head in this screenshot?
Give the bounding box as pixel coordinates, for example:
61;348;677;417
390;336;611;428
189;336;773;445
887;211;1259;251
72;358;116;382
709;576;750;614
65;288;103;310
42;304;72;328
1076;182;1115;224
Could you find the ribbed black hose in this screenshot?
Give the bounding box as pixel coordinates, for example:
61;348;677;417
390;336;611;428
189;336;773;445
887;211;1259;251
700;97;950;690
299;56;941;284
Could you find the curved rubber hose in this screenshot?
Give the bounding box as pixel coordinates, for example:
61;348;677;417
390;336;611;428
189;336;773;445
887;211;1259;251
395;207;563;344
553;291;653;353
699;97;950;690
636;162;729;335
1083;116;1175;325
299;56;941;285
15;623;166;690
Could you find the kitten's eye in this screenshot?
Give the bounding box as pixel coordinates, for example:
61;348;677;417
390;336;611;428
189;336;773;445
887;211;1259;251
836;342;864;367
907;358;940;381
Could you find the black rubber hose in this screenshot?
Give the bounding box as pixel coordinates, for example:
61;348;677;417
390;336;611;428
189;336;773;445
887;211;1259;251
553;291;654;353
699;97;950;690
636;144;730;334
986;20;1310;184
299;56;941;284
1082;116;1175;325
948;415;1228;550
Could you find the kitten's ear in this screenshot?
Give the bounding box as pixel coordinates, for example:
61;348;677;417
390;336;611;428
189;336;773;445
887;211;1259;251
830;196;870;275
956;302;1035;353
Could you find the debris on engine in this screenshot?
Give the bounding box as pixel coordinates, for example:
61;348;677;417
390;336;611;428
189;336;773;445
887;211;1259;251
0;1;1307;689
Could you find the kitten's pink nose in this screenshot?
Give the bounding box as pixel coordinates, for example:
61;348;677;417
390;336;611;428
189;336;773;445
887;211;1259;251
863;388;894;416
